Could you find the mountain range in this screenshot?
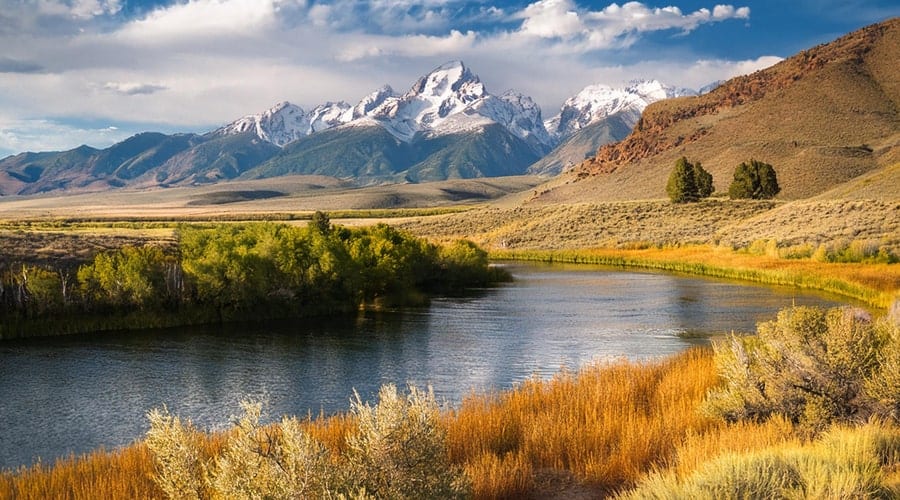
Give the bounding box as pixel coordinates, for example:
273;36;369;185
0;61;692;195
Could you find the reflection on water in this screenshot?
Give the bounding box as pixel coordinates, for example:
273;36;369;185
0;263;850;470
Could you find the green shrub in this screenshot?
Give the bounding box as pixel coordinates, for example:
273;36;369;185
146;386;469;500
703;306;900;431
345;385;469;499
618;423;900;499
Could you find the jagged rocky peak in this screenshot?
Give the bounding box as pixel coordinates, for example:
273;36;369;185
545;80;698;143
406;60;486;105
218;60;552;151
309;101;352;133
217;101;310;147
351;85;396;120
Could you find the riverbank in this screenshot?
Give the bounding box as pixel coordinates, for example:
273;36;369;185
4;344;898;499
491;246;900;309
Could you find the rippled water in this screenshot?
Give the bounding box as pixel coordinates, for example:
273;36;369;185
0;263;851;470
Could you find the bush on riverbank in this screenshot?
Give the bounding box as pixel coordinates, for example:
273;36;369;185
703;306;900;432
146;386;468;499
0;221;504;339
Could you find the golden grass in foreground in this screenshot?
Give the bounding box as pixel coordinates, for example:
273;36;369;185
491;246;900;309
4;348;896;499
1;350;717;499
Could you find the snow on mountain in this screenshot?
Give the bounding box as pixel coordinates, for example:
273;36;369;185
350;85;396;120
217;65;702;156
463;91;552;154
545;80;697;144
308;101;352;133
217;101;311;147
218;61;553;154
367;60;491;141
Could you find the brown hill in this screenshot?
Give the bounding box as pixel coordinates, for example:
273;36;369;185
536;18;900;203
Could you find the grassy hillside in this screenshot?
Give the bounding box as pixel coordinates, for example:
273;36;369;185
538;18;900;203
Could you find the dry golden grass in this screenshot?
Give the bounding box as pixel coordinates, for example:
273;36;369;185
716;198;900;251
443;348;720;498
398;200;778;249
2;350;718;499
398;198;899;256
0;444;160;500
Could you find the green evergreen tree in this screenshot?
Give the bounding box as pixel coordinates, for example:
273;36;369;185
667;157;713;203
728;159;780;199
693;161;714;199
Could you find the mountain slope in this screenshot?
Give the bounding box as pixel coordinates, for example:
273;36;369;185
528;115;634;175
539;18;900;203
245;124;408;182
532;81;695;175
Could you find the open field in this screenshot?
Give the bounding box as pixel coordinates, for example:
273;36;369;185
396;198;900;256
0;175;544;220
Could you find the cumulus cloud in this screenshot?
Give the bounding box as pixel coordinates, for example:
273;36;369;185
115;0;295;41
336;30;478;61
513;1;751;50
37;0;123;19
102;82;169;96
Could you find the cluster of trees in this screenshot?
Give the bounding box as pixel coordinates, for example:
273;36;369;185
665;157;713;203
0;217;503;337
666;157;780;203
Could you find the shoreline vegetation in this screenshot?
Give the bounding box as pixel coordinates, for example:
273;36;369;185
491;246;900;309
3;306;898;498
0;216;507;340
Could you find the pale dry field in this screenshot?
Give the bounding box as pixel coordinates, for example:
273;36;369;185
0;175;544;220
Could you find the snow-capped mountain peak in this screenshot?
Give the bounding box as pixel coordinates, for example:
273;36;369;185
217;61;552;153
309;101;352;133
350;85;396;120
216;101;311;147
545;79;698;143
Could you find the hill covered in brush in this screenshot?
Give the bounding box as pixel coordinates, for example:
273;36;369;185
537;18;900;203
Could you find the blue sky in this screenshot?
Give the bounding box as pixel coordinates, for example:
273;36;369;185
0;0;898;157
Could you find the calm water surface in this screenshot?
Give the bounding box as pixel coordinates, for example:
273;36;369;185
0;263;852;470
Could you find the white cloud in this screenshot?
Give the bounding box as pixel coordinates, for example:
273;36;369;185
712;5;750;19
0;117;133;156
37;0;122;19
116;0;301;41
102;81;169;96
336;30;478;61
510;1;752;50
518;0;584;38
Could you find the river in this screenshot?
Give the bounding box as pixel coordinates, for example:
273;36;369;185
0;263;853;470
